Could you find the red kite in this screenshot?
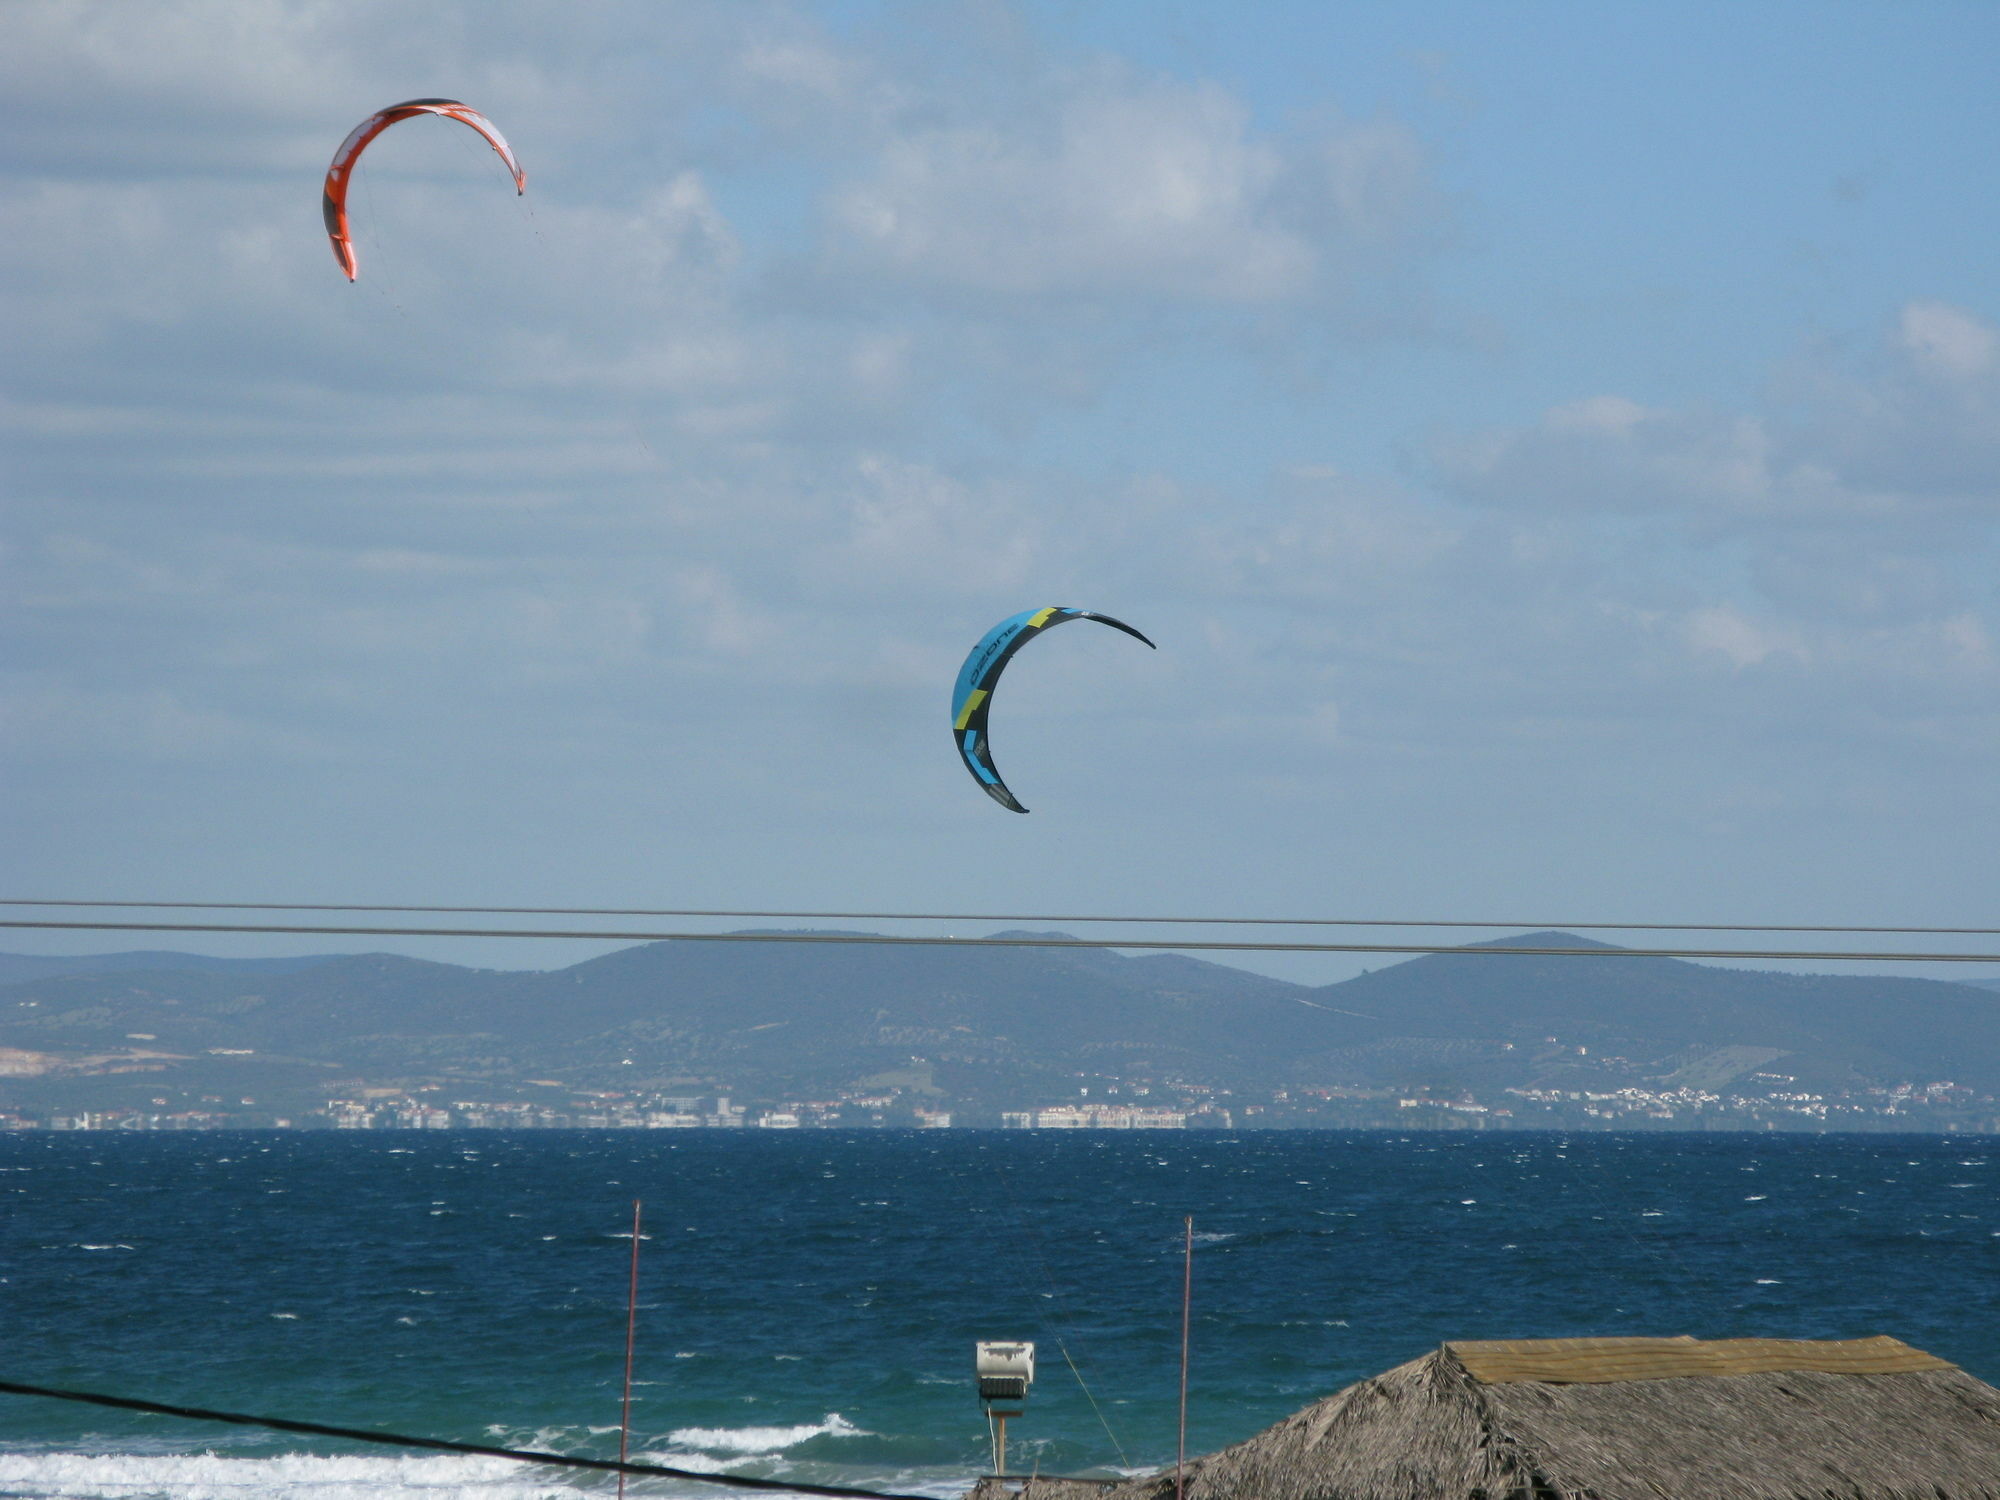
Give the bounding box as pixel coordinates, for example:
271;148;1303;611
323;99;524;280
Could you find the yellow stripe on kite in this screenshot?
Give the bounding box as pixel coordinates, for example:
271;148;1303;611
1026;607;1059;628
954;688;989;730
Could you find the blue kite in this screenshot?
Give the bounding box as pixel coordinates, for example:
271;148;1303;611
951;607;1155;813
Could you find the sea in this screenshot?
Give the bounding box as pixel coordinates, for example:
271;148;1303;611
2;1130;1996;1500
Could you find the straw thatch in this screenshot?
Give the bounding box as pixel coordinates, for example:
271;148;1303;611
975;1335;2000;1500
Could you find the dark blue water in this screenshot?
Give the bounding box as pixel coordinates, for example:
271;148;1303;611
2;1131;1997;1498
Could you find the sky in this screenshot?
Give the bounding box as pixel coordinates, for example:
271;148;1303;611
3;0;1997;984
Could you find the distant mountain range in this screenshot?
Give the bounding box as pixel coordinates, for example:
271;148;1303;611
4;933;1999;1125
0;951;341;987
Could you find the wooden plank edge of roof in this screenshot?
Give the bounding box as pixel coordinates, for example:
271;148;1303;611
1445;1334;1956;1385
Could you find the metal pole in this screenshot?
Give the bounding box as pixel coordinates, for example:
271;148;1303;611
995;1411;1008;1477
618;1199;643;1500
1177;1216;1192;1500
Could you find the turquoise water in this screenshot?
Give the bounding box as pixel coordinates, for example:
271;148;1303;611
2;1131;1997;1498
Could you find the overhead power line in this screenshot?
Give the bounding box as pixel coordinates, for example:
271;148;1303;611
4;897;1999;938
3;916;1999;965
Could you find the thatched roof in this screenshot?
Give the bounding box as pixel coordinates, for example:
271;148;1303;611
976;1335;2000;1500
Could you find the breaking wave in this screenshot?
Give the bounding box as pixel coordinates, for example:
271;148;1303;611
0;1450;572;1500
661;1413;867;1455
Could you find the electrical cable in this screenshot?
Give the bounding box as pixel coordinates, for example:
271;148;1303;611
5;897;1999;938
3;917;1999;965
0;1377;938;1500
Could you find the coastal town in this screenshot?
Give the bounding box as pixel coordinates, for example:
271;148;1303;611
5;1074;1994;1133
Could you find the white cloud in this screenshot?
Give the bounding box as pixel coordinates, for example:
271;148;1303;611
1544;395;1648;435
811;456;1043;597
1684;605;1807;669
829;66;1434;304
670;565;780;657
1439;301;2000;526
1420;307;1998;754
1408;306;2000;764
1180;468;1460;607
1441;400;1800;518
1900;300;1997;379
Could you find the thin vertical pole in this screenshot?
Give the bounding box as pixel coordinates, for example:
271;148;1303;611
618;1199;643;1500
995;1411;1008;1477
1177;1215;1192;1500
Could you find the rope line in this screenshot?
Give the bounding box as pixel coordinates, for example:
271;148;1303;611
6;897;1999;938
0;1377;934;1500
3;917;1999;965
991;1166;1130;1466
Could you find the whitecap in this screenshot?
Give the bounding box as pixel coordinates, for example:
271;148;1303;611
0;1449;568;1500
664;1414;866;1455
634;1449;737;1475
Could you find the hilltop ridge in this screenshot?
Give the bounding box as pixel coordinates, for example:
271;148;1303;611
2;934;1997;1130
